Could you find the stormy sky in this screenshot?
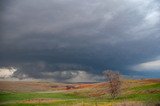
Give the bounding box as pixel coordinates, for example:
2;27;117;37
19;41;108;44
0;0;160;82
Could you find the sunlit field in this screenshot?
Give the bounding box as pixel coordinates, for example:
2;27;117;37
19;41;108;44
0;79;160;106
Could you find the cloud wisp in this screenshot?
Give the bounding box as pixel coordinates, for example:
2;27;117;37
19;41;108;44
0;67;17;78
132;60;160;72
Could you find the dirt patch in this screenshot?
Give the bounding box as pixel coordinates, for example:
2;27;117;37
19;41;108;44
114;101;144;106
113;101;160;106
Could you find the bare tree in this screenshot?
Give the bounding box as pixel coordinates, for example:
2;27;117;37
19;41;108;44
103;70;121;99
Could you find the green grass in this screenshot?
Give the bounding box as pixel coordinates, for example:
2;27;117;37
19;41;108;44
130;83;160;91
0;92;86;106
0;93;160;106
0;100;79;106
118;93;160;102
0;82;160;106
0;92;85;102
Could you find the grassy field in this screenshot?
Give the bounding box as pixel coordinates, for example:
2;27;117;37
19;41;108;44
0;79;160;106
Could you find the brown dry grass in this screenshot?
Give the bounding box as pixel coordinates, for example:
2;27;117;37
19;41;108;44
0;81;62;92
0;79;159;93
20;98;62;104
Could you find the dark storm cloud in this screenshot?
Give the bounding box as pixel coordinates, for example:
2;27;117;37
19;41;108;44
0;0;160;81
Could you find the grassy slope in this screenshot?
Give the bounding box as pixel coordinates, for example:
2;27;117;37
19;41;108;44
0;92;84;101
0;80;160;106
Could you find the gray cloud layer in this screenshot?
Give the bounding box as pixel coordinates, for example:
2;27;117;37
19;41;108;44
0;0;160;81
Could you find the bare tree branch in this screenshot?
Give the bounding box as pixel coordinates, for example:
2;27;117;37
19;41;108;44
103;70;121;99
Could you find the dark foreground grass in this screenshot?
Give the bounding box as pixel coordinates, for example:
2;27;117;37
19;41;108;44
0;100;81;106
